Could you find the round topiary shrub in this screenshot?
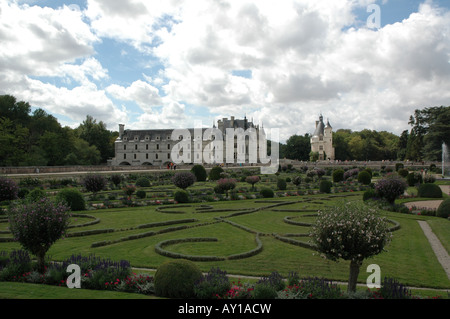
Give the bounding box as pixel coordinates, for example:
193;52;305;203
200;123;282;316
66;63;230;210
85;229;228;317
407;172;422;187
260;188;274;198
209;166;224;181
436;198;450;219
0;176;18;202
292;175;302;187
332;169;344;183
27;188;47;202
417;183;442;198
319;180;332;193
174;190;190;203
375;173;408;204
358;171;372;185
191;165;207;182
154;259;203;298
135;177;150;188
56;188;86;211
135;190;146;199
277;178;287;190
172;172;196;190
398;168;409;178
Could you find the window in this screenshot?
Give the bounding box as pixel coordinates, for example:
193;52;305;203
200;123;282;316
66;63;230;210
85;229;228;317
319;146;323;151
135;145;138;150
156;144;159;150
146;144;149;150
124;145;126;150
168;144;170;149
134;154;137;159
124;154;126;159
156;154;159;159
167;153;170;159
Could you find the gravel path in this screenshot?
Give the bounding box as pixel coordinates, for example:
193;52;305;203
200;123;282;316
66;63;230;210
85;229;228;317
418;220;450;280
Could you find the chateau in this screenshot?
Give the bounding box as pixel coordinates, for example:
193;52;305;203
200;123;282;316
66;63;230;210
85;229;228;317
110;116;263;166
310;114;335;161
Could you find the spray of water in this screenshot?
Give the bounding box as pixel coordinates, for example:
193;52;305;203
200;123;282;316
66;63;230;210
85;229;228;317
443;142;449;177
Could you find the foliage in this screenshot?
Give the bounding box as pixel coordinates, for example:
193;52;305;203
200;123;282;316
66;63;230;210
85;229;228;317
191;165;207;182
7;198;71;272
379;277;412;299
292;175;302;187
82;174;107;195
260;188;274;198
122;184;136;197
254;271;285;299
245;175;260;190
216;178;237;197
310;200;391;292
154;259;203;299
375;173;408;204
398;168;409;178
0;177;19;202
110;174;123;187
56;188;86;211
135;190;146;199
278;277;343;299
332;169;344;183
209;166;224;181
0;250;32;281
417;183;442;198
407;172;423;187
363;188;377;201
277;178;287;190
357;170;372;185
343;168;359;180
194;267;230;299
26;188;47;202
135;177;150;188
174;190;190;203
319;180;332;193
436;198;450;219
172;172;196;190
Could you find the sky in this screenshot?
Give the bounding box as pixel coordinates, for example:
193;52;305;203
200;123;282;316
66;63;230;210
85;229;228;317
1;0;450;143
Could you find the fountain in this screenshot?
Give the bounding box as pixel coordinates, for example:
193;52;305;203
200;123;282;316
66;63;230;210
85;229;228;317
443;142;450;179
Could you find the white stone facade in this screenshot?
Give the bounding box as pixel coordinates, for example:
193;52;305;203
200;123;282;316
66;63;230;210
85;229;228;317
110;116;263;166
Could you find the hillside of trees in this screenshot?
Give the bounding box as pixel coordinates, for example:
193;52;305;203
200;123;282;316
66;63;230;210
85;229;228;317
0;94;448;166
0;95;118;166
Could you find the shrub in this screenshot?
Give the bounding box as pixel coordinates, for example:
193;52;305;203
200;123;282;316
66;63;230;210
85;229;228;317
277;178;287;190
0;177;19;202
7;198;71;272
379;277;412;299
344;168;359;180
191;165;207;182
122;184;136;196
245;176;260;190
310;201;391;292
406;172;422;187
174;190;190;203
395;163;404;171
110;174;123;187
260;188;274;198
172;172;196;190
397;168;409;178
154;259;203;298
436;198;450;219
363;188;377;201
423;174;436;184
375;174;408;204
194;267;230;299
315;168;326;179
135;177;150;188
0;250;32;281
253;282;278;299
216;178;237;197
26;188;47;202
292;175;302;187
357;171;372;185
209;166;224;181
18;188;29;199
136;190;146;199
56;188;86;211
418;183;442;198
319;180;332;193
332;169;344;183
82;174;107;195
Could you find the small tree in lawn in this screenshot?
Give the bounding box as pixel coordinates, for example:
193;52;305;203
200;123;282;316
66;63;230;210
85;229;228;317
216;178;237;198
245;175;260;191
375;173;408;204
82;174;107;197
309;200;392;292
7;198;71;273
172;172;196;190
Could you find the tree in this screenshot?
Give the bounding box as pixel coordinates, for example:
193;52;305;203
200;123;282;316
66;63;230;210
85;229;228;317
216;178;237;198
82;174;107;196
245;175;260;190
310;201;391;292
7;198;71;272
172;172;196;190
284;134;311;161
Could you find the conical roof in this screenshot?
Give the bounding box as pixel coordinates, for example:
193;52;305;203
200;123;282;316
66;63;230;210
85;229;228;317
313;115;325;137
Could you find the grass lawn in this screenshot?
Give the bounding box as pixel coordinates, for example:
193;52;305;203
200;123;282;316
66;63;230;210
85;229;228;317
1;171;449;299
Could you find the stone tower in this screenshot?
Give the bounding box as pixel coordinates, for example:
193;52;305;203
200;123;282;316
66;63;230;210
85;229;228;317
310;114;335;161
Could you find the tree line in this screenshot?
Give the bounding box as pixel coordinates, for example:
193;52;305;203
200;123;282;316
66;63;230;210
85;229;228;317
0;94;117;166
0;94;448;166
